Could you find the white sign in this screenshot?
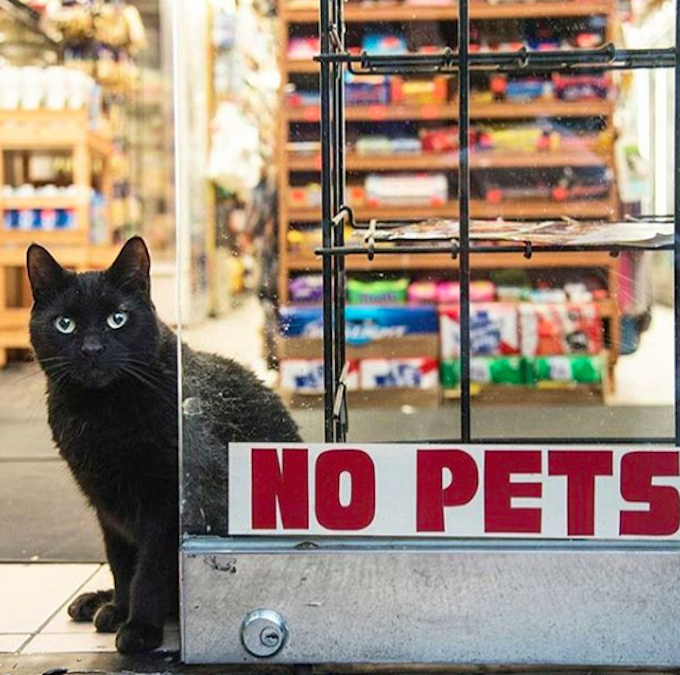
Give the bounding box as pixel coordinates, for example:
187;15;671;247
229;444;680;540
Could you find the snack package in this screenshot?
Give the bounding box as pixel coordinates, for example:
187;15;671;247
289;275;323;303
361;358;439;390
441;357;526;389
280;359;360;393
347;278;409;304
280;306;438;343
408;280;438;304
519;303;603;356
439;303;520;359
436;281;496;304
527;355;604;385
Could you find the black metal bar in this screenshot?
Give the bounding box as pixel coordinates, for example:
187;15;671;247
315;46;677;75
314;243;676;256
331;0;347;442
319;0;335;443
675;0;680;446
459;0;471;443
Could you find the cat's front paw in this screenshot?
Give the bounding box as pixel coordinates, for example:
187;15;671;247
93;602;127;633
115;620;164;654
68;590;114;622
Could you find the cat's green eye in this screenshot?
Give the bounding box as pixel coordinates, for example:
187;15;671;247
107;311;129;330
54;316;76;335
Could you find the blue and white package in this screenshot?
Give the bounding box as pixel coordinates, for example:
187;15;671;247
280;305;438;345
361;358;439;390
280;359;360;393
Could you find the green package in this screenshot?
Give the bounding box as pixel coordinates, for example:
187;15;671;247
347;278;409;304
529;355;603;384
441;357;526;389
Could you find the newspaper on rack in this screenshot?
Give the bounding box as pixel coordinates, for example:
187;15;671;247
352;218;674;248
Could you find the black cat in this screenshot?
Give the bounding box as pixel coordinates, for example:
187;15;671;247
27;237;301;653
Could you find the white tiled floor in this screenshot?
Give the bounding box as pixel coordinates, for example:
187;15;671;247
0;564;178;654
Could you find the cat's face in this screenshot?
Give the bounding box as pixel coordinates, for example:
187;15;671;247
27;238;161;389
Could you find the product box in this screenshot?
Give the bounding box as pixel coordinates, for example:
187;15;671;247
280;359;360;393
361;357;439;390
441;357;526;389
526;355;604;385
347;278;409;305
519;303;603;356
439;303;520;359
289;275;323;303
280;305;439;345
364;173;448;207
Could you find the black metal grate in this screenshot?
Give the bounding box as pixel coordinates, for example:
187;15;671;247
315;0;680;445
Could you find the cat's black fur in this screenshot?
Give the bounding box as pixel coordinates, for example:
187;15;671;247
27;237;301;654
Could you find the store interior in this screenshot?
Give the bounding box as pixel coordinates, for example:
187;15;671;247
0;0;676;438
0;0;677;657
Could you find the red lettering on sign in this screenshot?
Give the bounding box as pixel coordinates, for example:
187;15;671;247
251;448;309;530
548;451;613;536
485;451;542;534
316;450;376;530
416;450;478;532
620;452;680;536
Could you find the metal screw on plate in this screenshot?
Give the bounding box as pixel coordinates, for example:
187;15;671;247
241;609;288;657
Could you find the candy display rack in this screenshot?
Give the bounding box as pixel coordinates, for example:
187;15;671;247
278;0;632;407
313;0;678;443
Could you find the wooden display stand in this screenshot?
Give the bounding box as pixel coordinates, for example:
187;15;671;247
0;108;117;367
277;0;622;406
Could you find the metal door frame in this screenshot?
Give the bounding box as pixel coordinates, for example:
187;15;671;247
179;0;680;665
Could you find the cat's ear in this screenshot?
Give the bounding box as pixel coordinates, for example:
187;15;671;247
26;244;67;303
106;237;151;293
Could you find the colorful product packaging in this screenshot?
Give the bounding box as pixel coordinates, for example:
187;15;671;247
347;278;409;304
527;355;604;385
441;357;526;388
439;303;520;359
289;275;323;303
280;305;439;344
361;357;439;390
519;303;603;356
364;173;448;207
280;359;360;393
436;280;496;304
408;280;438;304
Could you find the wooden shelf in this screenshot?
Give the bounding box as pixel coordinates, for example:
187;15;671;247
287;100;614;123
283;387;441;409
0;109;113;152
286;250;618;272
288;148;607;172
288;59;319;74
288;198;615;222
289;203;458;222
284;1;614;23
443;383;606;405
1;196;85;210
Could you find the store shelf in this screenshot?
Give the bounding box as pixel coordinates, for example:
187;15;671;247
443;383;607;405
288;59;319;74
277;0;621;403
286;250;618;271
283;1;613;23
0;196;85;210
0;109;112;152
287;100;614;123
283;388;441;409
289;203;458;222
288;199;615;222
288;148;607;172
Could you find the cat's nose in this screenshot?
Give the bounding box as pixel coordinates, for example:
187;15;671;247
81;336;104;358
